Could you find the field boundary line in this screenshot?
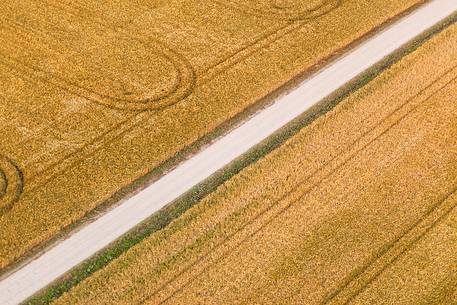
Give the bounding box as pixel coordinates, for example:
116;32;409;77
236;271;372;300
0;0;428;279
1;1;456;304
148;63;457;305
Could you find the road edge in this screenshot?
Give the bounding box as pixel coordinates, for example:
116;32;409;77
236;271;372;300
24;5;457;305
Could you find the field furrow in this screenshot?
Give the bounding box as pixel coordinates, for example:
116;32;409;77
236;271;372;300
0;0;424;270
52;17;457;305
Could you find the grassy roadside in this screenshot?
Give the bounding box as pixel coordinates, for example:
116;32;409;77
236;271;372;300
0;0;424;278
25;9;457;305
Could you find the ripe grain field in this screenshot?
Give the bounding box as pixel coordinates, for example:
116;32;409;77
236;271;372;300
0;0;425;271
52;21;457;305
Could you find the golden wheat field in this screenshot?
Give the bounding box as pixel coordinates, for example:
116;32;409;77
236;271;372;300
0;0;424;269
52;20;457;305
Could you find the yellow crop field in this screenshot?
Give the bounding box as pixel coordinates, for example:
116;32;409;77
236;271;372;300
0;0;424;269
53;21;457;305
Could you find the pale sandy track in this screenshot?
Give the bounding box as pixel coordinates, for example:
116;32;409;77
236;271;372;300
0;0;457;304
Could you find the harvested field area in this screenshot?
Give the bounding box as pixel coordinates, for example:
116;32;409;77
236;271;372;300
53;21;457;305
0;0;423;269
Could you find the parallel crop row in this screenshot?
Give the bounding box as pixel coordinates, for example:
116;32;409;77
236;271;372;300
53;17;457;305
